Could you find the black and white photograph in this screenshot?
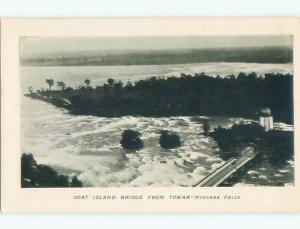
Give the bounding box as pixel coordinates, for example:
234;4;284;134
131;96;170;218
20;35;294;188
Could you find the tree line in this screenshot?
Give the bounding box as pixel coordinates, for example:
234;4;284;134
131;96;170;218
210;123;294;186
28;72;293;124
21;46;292;66
210;123;293;162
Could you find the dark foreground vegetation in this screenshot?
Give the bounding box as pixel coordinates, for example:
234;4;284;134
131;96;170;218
27;72;293;124
211;123;294;186
159;131;182;149
210;123;294;165
120;130;182;150
120;130;144;150
21;153;83;188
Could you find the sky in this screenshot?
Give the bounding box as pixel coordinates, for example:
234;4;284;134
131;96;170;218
20;35;293;58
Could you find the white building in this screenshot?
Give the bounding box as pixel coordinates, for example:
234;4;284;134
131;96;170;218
259;116;273;131
259;108;274;131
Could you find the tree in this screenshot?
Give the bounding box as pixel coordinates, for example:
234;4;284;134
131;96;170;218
237;72;247;80
56;175;70;187
46;79;54;90
57;81;66;91
228;74;235;80
107;78;115;86
114;81;123;97
61;82;66;90
70;176;83;187
21;153;84;188
21;153;37;180
64;87;73;93
70;95;93;112
35;164;59;187
125;81;133;89
159;130;182;149
84;79;91;87
120;130;144;150
248;72;258;80
56;81;61;90
210;123;265;159
114;81;123;89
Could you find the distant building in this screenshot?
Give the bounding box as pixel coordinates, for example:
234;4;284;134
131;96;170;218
259;108;273;131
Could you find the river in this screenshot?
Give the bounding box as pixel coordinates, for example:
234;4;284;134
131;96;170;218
21;62;292;92
21;62;294;187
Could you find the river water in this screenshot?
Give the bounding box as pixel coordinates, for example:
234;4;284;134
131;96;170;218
21;62;292;92
21;62;294;187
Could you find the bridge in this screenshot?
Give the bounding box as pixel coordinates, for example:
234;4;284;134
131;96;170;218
192;146;256;187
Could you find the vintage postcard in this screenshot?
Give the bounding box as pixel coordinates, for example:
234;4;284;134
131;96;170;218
1;18;300;213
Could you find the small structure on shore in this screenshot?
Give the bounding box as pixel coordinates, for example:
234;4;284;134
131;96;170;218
259;108;273;131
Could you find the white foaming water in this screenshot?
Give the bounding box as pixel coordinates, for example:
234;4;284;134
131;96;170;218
21;96;294;187
22;96;225;187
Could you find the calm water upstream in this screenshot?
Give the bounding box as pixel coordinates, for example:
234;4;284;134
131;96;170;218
21;62;292;92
